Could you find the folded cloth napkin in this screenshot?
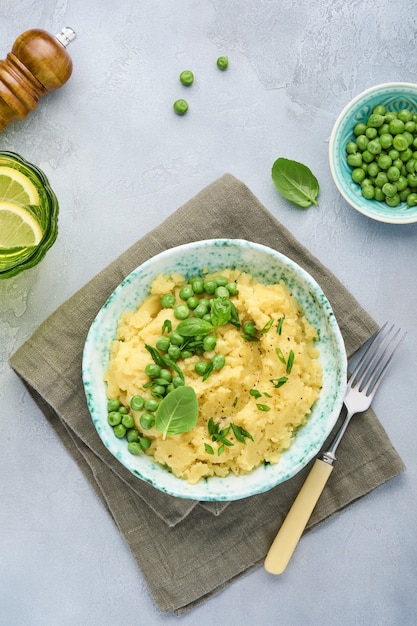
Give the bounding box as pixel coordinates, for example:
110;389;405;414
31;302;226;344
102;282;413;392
9;174;405;614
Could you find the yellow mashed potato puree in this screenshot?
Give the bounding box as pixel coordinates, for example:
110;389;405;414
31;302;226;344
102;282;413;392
105;269;322;484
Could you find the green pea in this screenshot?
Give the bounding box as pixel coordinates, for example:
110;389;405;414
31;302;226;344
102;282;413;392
215;286;230;298
243;321;257;336
398;109;412;123
127;441;142;455
354;122;367;136
179;284;194;300
161;293;176;308
159;368;172;382
373;104;387;115
374;187;385;202
347;153;362;167
226;281;238;296
382;182;397;198
396;176;409;192
407;192;417;206
107;398;120;412
405;121;416;133
377;154;392;170
217;55;228;70
355;135;369;151
167;344;182;360
195;360;209;376
190;277;205;294
213;275;227;287
194;303;208;318
139;437;151;450
118;406;128;415
174;304;190;320
399;187;411;201
121;414;135;429
203;335;217;351
385;112;398;122
113;424;126;439
365;127;378;139
387;166;400;182
367;162;380;178
352;168;366;184
180;349;193;359
385;194;400;207
130;395;145;411
156;336;170;352
212;354;226;370
400;148;413;162
144;398;159;412
408;173;417;187
378;123;390;135
362;185;375;199
169;330;184;346
187;296;199;309
126;428;139;443
375;172;389;187
179;70;194;86
388;149;400;160
173;99;188;115
203;280;217;294
406;159;415;173
346;141;358;154
393;134;408;152
389;119;405;135
172;375;184;388
145;363;161;378
379;134;393;149
362;150;375;163
140;413;155;430
367;113;385;128
108;411;122;426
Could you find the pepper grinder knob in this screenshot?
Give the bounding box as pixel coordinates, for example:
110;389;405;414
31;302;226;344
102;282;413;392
0;26;76;131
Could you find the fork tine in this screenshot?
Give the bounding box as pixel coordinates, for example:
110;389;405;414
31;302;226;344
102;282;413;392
364;325;405;396
349;323;405;397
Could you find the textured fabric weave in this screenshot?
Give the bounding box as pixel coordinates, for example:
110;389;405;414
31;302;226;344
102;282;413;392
9;174;405;614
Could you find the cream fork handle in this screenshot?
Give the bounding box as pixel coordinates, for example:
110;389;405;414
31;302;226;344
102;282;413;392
264;459;333;574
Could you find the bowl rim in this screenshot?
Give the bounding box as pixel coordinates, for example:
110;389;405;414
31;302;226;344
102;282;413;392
329;81;417;224
82;238;347;501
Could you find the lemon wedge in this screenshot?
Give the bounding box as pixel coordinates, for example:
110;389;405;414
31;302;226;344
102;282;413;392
0;201;43;248
0;166;40;205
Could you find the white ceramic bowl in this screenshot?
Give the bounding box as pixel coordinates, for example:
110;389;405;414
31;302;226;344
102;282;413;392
82;239;347;501
329;82;417;224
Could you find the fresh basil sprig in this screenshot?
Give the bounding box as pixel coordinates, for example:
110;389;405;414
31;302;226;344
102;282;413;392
272;157;319;208
155;385;198;439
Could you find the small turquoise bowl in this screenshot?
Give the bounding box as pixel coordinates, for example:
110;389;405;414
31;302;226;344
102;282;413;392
329;82;417;224
82;239;347;501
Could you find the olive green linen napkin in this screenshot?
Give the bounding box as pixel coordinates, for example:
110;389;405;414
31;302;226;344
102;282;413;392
9;174;405;614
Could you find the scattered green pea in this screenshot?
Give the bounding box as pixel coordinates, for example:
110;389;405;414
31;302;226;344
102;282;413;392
173;99;189;115
216;55;228;70
179;70;194;86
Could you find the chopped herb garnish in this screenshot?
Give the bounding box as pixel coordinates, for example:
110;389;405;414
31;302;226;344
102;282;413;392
275;347;286;365
162;319;172;334
256;403;271;412
270;376;288;388
206;417;253;455
260;319;274;334
286;349;295;374
276;316;285;335
250;389;262;399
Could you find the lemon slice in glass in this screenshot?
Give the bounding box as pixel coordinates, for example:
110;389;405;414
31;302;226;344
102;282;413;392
0;166;40;205
0;202;43;248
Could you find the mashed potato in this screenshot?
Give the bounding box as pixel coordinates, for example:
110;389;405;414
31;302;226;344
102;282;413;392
105;269;322;484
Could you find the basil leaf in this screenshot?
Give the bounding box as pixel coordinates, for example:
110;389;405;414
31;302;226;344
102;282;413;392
272;158;319;208
176;318;213;337
155;386;198;439
210;297;232;330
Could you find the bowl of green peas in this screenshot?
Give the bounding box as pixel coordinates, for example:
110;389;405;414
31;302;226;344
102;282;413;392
329;82;417;224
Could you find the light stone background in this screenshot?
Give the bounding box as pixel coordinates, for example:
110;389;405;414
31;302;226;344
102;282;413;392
0;1;416;624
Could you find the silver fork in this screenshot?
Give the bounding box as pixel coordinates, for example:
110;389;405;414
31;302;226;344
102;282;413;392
264;322;405;575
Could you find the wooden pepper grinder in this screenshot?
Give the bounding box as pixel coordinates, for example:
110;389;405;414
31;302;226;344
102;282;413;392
0;26;76;131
